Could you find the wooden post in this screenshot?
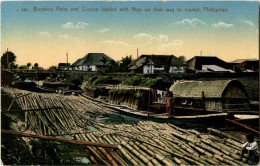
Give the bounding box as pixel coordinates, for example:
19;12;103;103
7;99;15;112
7;93;18;112
201;91;205;111
147;87;151;118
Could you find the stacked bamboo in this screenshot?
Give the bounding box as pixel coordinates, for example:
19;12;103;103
2;87;250;165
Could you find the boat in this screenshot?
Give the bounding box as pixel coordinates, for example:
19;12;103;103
80;93;230;122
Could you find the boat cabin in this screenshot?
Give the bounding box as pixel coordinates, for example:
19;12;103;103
169;79;250;113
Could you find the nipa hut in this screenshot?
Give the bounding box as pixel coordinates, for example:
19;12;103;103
169;79;250;112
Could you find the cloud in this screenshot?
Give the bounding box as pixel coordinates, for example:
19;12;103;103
133;33;168;45
174;18;206;25
98;28;110;33
61;22;88;29
39;31;50;37
59;34;69;39
242;20;254;27
212;22;233;28
157;40;184;50
102;40;131;47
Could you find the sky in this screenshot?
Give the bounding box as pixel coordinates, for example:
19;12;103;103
1;1;259;68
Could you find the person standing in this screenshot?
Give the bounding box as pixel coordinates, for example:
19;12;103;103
165;93;172;116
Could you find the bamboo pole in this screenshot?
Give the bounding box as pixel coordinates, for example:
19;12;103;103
226;118;259;134
2;129;117;149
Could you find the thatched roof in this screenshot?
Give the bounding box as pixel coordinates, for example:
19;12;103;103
72;53;113;67
129;57;154;70
170;79;245;98
130;54;184;69
71;58;83;67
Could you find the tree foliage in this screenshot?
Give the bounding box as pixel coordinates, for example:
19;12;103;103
33;63;39;69
1;51;16;68
27;63;32;69
49;66;57;70
178;55;186;63
121;55;133;67
18;65;28;69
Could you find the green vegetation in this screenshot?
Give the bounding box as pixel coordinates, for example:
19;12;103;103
109;89;143;98
85;75;113;90
1;50;17;69
27;63;32;69
103;55;133;73
92;76;111;85
18;65;29;69
63;74;82;86
178;55;186;63
121;76;161;88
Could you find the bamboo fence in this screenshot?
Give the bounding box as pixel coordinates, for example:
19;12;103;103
2;87;251;165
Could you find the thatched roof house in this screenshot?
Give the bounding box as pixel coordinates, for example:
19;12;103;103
71;53;113;71
187;56;232;72
170;80;250;112
130;54;185;74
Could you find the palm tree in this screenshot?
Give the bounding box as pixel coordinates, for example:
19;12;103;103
121;55;133;67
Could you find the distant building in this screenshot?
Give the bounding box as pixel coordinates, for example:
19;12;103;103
187;56;232;72
129;54;185;74
170;79;250;112
229;59;259;72
71;53;113;71
58;63;70;70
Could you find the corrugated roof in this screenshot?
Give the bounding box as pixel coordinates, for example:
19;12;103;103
72;53;113;67
202;65;234;72
169;80;239;98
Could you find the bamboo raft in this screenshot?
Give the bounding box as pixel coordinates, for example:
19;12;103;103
1;87;252;165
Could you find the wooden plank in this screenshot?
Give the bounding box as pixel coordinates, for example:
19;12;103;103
1;129;117;149
226;111;258;115
174;106;204;111
225;119;259;134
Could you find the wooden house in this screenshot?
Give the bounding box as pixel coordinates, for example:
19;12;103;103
129;54;185;74
187;56;232;72
229;59;259;72
71;53;113;71
170;79;250;112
